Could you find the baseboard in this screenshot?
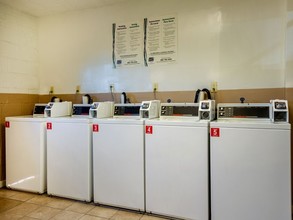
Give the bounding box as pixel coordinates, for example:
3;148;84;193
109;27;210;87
0;180;6;188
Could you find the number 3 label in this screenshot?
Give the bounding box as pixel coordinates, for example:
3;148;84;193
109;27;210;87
93;124;99;132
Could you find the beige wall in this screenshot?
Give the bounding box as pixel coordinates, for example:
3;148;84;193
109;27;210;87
0;3;39;94
286;0;293;88
38;0;288;94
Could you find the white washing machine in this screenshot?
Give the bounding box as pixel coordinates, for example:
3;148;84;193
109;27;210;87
210;100;291;220
5;104;48;193
6;102;73;194
145;102;214;220
46;102;112;202
92;101;160;211
6;117;46;193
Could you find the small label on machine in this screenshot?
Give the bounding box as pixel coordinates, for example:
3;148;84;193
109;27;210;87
5;121;10;128
211;128;220;137
145;125;153;134
47;122;52;130
93;124;99;132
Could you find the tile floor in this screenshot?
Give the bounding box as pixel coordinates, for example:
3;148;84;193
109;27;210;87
0;188;167;220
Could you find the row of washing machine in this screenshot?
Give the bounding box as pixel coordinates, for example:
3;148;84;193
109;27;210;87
5;99;291;220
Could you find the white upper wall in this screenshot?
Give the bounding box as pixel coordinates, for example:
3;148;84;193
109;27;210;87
286;0;293;87
0;3;39;93
38;0;288;94
1;0;290;94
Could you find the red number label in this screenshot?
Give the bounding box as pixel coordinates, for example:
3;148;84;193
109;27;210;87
146;125;153;134
47;122;52;130
211;128;220;137
5;121;10;128
93;124;99;132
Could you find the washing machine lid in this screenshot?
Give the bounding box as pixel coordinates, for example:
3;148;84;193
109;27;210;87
145;118;209;127
92;118;144;125
210;120;291;130
5;115;47;122
47;117;92;123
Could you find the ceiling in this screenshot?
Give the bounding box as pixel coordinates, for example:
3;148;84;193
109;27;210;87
0;0;128;17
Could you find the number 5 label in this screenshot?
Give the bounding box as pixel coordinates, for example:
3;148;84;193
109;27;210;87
211;128;220;137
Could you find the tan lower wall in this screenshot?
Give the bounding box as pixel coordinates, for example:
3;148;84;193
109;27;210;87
0;88;292;203
39;88;287;104
217;88;286;103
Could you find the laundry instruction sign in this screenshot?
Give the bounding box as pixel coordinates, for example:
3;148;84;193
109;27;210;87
112;14;177;68
144;15;177;66
112;21;144;68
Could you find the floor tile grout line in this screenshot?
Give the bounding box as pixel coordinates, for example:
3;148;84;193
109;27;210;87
1;189;166;220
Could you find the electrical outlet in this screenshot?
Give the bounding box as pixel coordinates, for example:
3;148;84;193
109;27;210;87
76;85;80;94
109;84;114;93
49;86;54;94
211;81;218;92
153;83;158;91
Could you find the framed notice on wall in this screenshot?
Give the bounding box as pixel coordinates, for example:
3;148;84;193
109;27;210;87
112;21;144;68
144;15;178;66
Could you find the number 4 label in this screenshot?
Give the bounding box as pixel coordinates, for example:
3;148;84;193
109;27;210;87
211;128;220;137
146;126;153;134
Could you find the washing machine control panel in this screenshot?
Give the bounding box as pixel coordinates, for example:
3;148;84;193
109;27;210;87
140;100;160;119
199;100;216;121
44;102;72;118
217;104;271;119
218;107;233;118
274;101;287;109
160;104;199;117
114;104;141;116
201;102;209;109
271;100;289;122
89;102;114;118
33;104;47;117
72;104;91;117
141;103;149;109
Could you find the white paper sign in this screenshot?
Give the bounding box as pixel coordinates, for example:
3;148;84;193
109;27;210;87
145;15;177;66
113;22;144;68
